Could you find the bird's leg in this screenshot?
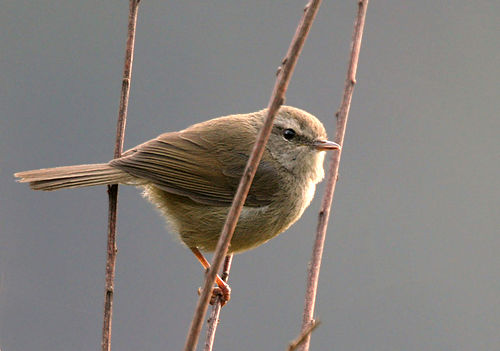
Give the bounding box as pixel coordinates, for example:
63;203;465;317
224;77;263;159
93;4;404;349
190;247;231;305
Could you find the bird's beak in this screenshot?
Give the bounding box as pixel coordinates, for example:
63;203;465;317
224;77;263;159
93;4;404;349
313;139;341;151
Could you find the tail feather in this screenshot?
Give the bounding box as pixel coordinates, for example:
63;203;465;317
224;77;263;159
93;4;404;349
14;163;134;191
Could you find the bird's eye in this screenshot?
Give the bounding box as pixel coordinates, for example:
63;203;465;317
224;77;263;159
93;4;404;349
283;128;296;140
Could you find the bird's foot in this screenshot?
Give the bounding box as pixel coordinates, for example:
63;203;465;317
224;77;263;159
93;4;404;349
197;282;231;306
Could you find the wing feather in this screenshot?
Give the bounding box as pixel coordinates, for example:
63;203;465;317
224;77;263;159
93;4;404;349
110;119;280;206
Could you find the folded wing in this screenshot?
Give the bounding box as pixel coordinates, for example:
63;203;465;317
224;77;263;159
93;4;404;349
111;126;280;207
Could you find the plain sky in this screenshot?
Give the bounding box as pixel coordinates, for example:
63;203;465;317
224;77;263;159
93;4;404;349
1;1;499;350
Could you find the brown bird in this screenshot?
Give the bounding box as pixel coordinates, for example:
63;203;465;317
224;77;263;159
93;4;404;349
15;105;340;303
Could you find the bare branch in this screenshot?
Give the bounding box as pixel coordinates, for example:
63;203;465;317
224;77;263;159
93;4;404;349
298;1;370;351
183;1;324;350
101;1;141;351
288;320;321;351
203;255;233;351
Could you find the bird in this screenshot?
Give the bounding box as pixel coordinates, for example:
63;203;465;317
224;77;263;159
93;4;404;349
15;105;340;303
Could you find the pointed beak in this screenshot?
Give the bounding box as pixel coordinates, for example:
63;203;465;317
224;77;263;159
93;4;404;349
313;139;341;151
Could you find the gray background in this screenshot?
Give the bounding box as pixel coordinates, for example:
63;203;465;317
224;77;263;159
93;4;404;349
1;1;499;350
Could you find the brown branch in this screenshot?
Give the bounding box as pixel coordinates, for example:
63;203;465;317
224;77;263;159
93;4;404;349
203;255;233;351
183;1;324;350
298;1;370;351
288;320;321;351
101;1;141;351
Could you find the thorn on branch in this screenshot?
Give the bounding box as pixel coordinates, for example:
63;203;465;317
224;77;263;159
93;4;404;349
245;166;255;179
277;57;288;76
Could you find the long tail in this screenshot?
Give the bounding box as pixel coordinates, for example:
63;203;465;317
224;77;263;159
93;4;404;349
14;163;133;191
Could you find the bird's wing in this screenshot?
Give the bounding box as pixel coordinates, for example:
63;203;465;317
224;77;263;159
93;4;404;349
110;128;280;207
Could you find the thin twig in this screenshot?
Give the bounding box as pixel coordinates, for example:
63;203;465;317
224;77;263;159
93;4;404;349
298;1;370;351
183;1;324;350
101;1;140;351
288;320;321;351
204;255;233;351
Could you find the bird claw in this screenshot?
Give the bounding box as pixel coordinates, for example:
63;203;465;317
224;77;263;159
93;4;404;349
197;284;231;306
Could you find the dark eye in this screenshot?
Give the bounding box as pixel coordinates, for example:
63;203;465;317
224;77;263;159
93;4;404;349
283;128;296;140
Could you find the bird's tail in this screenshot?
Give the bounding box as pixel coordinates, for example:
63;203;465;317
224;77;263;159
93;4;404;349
14;163;133;191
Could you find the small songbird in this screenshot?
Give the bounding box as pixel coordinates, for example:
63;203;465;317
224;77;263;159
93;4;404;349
15;105;340;302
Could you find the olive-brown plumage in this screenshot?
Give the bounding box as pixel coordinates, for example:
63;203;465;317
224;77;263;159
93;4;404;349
15;106;339;253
